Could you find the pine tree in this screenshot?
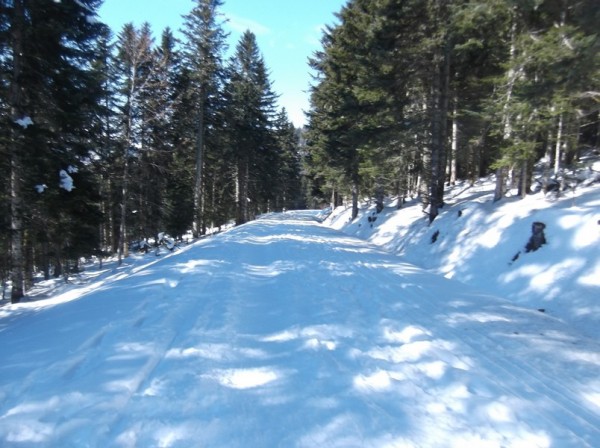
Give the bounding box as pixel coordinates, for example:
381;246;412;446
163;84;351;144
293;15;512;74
180;0;228;236
132;27;181;239
351;0;429;210
273;109;304;210
488;0;599;199
224;30;279;224
113;22;155;263
1;0;108;301
94;27;123;255
307;5;364;220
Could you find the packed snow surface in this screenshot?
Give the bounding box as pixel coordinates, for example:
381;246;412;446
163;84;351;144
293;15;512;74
0;211;599;447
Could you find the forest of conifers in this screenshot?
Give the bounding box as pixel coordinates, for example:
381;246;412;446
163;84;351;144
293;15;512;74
1;0;599;303
1;0;305;302
305;0;599;221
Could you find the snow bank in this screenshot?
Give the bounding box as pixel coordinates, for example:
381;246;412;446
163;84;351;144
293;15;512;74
325;177;600;338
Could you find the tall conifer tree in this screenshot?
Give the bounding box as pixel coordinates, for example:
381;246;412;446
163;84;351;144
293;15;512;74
225;30;279;224
180;0;228;236
1;0;107;301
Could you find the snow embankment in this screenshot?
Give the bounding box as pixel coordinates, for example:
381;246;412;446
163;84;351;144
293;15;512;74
325;177;600;338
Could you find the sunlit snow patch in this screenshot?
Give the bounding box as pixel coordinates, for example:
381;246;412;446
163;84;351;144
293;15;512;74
304;338;336;351
207;367;280;389
14;116;33;128
382;324;431;344
353;370;394;391
166;344;268;361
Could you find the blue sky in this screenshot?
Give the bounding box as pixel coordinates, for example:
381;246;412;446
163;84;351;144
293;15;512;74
98;0;347;127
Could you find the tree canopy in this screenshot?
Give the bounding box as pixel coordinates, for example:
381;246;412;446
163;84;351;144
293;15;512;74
305;0;599;218
0;0;304;302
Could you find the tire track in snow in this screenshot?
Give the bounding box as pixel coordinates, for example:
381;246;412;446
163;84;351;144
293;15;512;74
460;325;600;446
2;218;597;446
428;303;600;443
454;311;600;444
96;272;217;443
310;257;592;445
281;261;410;443
374;269;600;446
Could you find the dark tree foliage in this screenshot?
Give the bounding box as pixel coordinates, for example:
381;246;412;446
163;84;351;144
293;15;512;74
180;0;229;237
0;0;306;296
224;31;279;225
305;0;599;220
1;0;108;301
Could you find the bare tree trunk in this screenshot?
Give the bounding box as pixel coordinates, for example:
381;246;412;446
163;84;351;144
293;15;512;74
235;159;249;225
554;113;563;175
108;178;118;253
234;164;241;223
117;61;139;265
519;159;528;199
24;234;34;290
429;40;450;223
210;175;217;230
9;0;26;303
10;150;24;303
494;167;507;202
430;74;443;222
193;95;205;237
351;181;359;221
375;178;384;213
450;100;458;186
118;147;129;265
330;188;336;211
494;13;517;202
242;160;249;223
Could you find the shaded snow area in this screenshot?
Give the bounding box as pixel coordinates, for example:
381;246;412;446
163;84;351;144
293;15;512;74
327;178;600;339
1;211;599;447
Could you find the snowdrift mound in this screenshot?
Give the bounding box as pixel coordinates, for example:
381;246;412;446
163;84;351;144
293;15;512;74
326;175;600;337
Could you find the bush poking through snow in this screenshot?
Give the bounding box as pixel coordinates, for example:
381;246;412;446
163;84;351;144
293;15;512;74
511;222;547;264
525;222;547;253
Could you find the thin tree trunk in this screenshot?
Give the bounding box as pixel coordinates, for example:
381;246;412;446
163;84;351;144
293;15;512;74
242;160;249;223
235;164;240;224
419;111;431;209
9;0;26;303
118;148;129;265
108;178;118;253
494;12;517;202
430;75;442;222
117;59;142;265
351;181;359;221
450;100;458;186
554;113;563;175
235;159;249;226
375;178;384;213
519;159;528;199
494;167;506;202
436;43;451;203
429;42;450;223
210;175;217;230
118;97;135;264
24;234;34;290
193;94;205;237
10;153;24;303
330;188;336;211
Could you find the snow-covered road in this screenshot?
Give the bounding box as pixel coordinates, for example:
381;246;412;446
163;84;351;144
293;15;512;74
0;212;598;447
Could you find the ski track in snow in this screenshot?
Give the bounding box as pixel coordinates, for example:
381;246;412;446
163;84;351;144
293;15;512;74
0;211;598;447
